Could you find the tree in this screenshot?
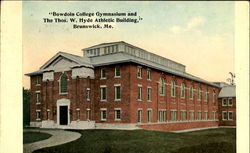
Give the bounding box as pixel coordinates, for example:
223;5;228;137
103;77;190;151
23;88;30;127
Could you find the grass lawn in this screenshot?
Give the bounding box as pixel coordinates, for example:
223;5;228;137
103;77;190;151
34;128;236;153
23;132;52;144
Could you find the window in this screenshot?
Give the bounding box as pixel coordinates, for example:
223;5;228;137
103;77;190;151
86;109;90;120
198;111;202;120
212;90;216;103
101;109;107;121
100;86;107;101
228;98;233;106
189;86;194;100
159;78;165;96
204;88;208;102
137;85;142;101
76;109;80;120
171;111;177;121
213;112;216;120
222;111;227;120
36;92;41;104
137;66;142;79
204;112;208;120
181;111;187;121
147;87;152;101
47;110;50;120
36;76;42;85
180;83;185;98
171;81;176;97
36;110;41;120
60;74;68;94
228;112;233;120
114;85;121;100
197;88;201;101
115;109;121;121
86;88;90;101
101;69;106;79
137;109;142;123
189;111;194;121
147;109;152;123
222;98;227;106
115;66;121;77
147;69;152;80
158;110;166;122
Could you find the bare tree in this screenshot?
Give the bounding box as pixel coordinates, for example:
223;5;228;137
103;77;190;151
226;72;235;85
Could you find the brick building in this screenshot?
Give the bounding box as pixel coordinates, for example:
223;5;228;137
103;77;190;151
26;41;221;131
217;84;236;126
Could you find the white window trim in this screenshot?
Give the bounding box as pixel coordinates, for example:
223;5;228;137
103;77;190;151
228;98;233;106
86;88;90;101
147;69;152;81
86;108;90;120
189;111;195;121
222;98;228;106
47;109;50;120
114;84;121;101
137;66;142;79
36;76;42;86
171;81;176;97
228;111;233;120
222;111;227;120
76;108;80;121
180;83;185;99
100;108;107;121
100;68;107;80
35;91;41;105
147;108;152;123
198;111;202;120
181;110;187;121
213;111;216;120
114;108;121;121
114;66;121;78
137;108;143;123
204;111;209;120
170;110;177;122
36;110;41;121
100;85;107;102
58;74;69;95
147;86;152;102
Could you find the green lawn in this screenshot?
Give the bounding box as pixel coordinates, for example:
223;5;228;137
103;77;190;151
23;132;52;144
34;128;236;153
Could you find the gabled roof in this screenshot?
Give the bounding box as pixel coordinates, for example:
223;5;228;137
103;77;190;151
39;51;93;70
218;85;236;98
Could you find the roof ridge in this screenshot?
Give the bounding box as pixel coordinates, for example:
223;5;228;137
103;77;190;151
59;51;83;58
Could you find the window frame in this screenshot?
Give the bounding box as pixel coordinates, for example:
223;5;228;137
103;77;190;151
137;109;143;123
212;90;216;103
147;86;152;102
100;68;107;79
228;98;233;106
36;110;41;121
114;66;121;78
114;84;121;101
101;108;107;121
171;81;176;97
222;111;227;120
147;109;152;123
189;86;194;100
197;88;201;101
137;85;142;101
222;98;228;106
171;110;177;121
86;88;90;101
189;111;194;121
228;111;233;120
36;76;42;86
35;91;41;104
180;83;185;98
137;66;142;79
114;108;121;121
59;74;68;94
158;109;166;123
86;108;90;120
76;108;80;121
147;69;152;81
100;85;107;101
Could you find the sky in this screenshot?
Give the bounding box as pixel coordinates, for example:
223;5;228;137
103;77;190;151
23;1;235;89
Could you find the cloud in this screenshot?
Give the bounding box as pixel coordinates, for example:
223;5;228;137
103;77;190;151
169;16;206;34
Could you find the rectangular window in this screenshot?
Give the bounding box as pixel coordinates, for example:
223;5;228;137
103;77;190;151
115;109;121;121
228;112;233;120
86;88;90;101
147;69;151;80
101;109;107;121
137;67;142;79
181;111;187;121
137;85;142;101
77;109;80;120
189;111;194;121
86;109;90;120
222;111;227;120
228;98;233;106
204;89;208;102
115;66;121;77
197;88;201;101
100;86;107;101
36;76;42;85
204;112;208;120
101;68;106;79
36;110;41;120
147;87;152;102
171;111;177;121
222;98;227;106
137;110;142;123
114;85;121;100
36;92;41;104
212;91;216;103
47;110;50;120
147;109;152;123
198;112;202;120
213;112;216;120
158;110;166;122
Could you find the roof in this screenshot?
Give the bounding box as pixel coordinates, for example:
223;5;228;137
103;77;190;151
218;85;236;98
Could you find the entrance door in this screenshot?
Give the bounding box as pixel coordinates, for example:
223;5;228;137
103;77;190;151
60;106;68;125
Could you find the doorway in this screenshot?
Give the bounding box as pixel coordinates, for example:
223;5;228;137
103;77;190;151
60;106;68;125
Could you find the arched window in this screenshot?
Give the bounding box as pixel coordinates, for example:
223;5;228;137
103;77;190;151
181;83;185;98
189;86;194;100
159;77;165;95
171;81;176;97
197;88;201;101
204;88;208;102
60;74;68;93
212;90;216;103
